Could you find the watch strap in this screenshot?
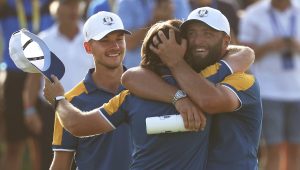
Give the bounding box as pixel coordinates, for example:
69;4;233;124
54;96;65;110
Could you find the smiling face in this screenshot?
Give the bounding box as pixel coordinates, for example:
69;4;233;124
183;21;229;72
84;31;126;70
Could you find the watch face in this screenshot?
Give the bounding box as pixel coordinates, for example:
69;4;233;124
176;90;186;98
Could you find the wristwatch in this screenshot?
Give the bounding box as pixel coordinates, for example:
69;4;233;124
54;96;65;110
172;90;187;105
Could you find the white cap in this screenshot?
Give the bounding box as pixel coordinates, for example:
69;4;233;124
181;7;230;36
9;29;65;82
83;11;131;41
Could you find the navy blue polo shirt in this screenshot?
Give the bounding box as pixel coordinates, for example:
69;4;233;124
206;73;262;170
52;68;132;170
99;61;232;169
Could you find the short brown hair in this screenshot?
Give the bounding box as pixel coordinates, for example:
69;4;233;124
140;19;186;75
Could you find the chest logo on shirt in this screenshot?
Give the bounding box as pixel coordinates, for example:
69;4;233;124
103;16;114;26
198;9;208;17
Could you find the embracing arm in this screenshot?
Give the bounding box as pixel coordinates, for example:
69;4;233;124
224;45;255;72
122;44;252;104
44;76;113;137
148;29;240;114
121;67;178;103
168;61;239;114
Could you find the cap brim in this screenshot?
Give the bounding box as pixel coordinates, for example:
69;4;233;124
180;19;223;34
13;29;65;82
36;52;65;82
90;29;131;41
25;31;65;82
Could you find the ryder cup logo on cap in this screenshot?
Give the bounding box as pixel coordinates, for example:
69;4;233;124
83;11;131;41
180;7;230;36
9;29;65;82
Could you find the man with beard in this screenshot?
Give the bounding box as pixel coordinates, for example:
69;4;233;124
122;7;263;170
42;19;254;169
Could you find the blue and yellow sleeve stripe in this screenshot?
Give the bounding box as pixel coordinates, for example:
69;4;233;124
52;82;87;145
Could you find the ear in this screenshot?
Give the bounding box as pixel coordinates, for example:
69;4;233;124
84;42;92;54
223;34;231;48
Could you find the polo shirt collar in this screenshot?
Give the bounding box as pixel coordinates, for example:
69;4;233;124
83;66;127;94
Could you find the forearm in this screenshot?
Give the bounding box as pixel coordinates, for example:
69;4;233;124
169;61;232;113
56;100;112;137
225;45;255;72
121;67;177;103
23;74;41;108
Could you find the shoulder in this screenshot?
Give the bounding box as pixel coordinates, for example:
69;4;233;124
221;73;256;92
65;82;88;102
102;90;130;115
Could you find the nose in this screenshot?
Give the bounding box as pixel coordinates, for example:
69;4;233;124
110;41;120;49
190;34;204;46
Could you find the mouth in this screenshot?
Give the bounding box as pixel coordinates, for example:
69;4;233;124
193;48;208;58
107;52;120;58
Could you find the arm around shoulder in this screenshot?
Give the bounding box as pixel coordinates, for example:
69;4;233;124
121;66;178;103
224;45;255;72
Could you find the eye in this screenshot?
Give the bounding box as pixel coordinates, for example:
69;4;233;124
186;31;195;38
117;37;124;41
204;31;213;37
99;38;109;43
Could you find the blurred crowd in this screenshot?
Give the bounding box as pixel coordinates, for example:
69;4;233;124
0;0;300;170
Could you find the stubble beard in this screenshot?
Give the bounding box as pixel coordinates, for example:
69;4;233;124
186;40;223;73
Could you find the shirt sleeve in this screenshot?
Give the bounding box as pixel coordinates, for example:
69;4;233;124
200;60;233;84
98;90;130;128
220;73;258;110
52;114;78;152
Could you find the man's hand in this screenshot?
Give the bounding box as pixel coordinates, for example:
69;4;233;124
150;29;187;68
43;75;65;106
174;98;206;131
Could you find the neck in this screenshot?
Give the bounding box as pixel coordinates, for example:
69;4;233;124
92;65;123;94
58;23;79;40
272;0;291;11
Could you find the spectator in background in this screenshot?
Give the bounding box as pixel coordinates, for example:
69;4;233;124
22;0;94;169
117;0;190;68
0;0;54;169
189;0;240;44
238;0;259;9
86;0;119;16
239;0;300;170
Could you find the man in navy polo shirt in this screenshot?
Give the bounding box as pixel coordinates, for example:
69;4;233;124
50;11;132;170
